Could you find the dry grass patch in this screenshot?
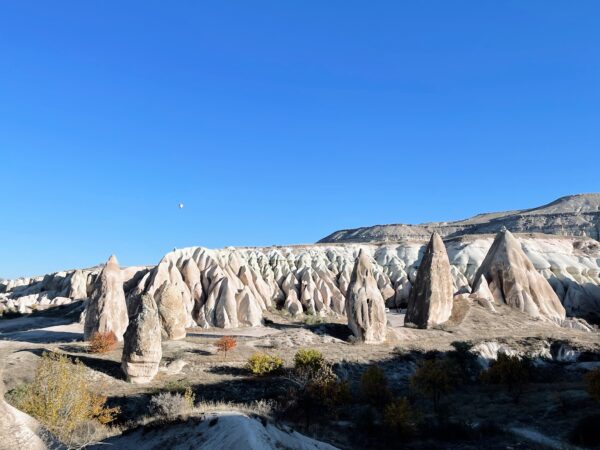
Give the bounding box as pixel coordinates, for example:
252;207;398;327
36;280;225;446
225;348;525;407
7;352;119;448
194;399;275;418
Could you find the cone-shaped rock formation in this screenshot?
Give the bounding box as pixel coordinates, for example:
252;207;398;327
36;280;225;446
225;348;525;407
84;255;129;341
405;232;454;328
472;228;566;323
346;250;387;343
121;293;162;383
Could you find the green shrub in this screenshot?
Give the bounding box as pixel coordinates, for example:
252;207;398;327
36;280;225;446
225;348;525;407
247;352;284;376
584;368;600;403
480;353;531;403
294;349;325;372
410;358;457;413
163;379;191;394
361;365;391;406
384;397;419;436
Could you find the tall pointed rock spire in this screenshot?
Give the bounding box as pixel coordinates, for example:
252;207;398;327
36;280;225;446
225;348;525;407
346;250;387;343
84;255;129;341
405;232;454;329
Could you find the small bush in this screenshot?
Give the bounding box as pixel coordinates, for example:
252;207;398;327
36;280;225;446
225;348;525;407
286;353;349;426
163;379;191;394
384;397;419;437
215;336;237;360
410;358;457;413
480;353;531;403
584;367;600;403
305;360;350;409
88;331;117;353
9;352;119;447
294;349;325;372
149;387;195;421
303;313;323;325
361;365;391;406
247;352;284;376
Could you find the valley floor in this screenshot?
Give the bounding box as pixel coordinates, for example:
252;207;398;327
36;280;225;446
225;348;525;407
1;302;599;449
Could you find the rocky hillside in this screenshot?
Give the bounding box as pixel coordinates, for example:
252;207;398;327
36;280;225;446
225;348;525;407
2;233;599;325
319;193;600;243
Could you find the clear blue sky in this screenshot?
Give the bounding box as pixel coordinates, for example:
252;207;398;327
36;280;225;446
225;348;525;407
1;1;599;278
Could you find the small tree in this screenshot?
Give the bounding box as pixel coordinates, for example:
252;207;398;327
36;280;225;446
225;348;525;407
215;336;237;360
384;397;420;437
480;353;531;403
410;359;456;414
584;368;600;403
88;331;117;354
361;365;391;407
286;349;350;427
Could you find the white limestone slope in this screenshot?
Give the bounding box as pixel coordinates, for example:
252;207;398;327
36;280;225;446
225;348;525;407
91;412;339;450
2;234;600;326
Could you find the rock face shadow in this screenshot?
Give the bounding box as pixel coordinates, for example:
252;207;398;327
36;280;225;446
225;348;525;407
67;354;124;380
0;330;82;344
206;365;248;376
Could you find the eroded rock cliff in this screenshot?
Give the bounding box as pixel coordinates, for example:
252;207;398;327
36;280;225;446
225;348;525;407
3;234;600;326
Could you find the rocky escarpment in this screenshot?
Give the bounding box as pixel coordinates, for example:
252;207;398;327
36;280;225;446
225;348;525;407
126;234;599;328
2;234;600;326
128;245;397;329
319;194;600;243
405;232;454;329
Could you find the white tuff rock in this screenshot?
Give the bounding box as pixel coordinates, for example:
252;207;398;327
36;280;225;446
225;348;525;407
84;255;129;341
472;229;566;323
405;232;454;328
346;250;387;344
156;283;187;340
122;293;162;383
